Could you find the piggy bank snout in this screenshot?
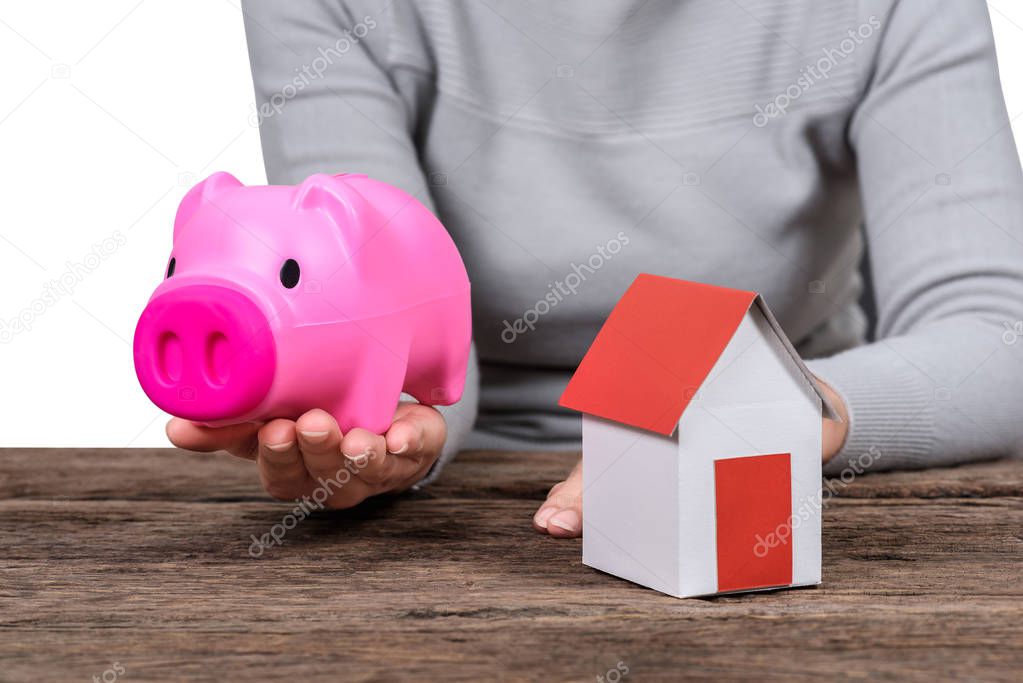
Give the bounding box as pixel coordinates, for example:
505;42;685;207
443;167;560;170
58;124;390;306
133;284;276;422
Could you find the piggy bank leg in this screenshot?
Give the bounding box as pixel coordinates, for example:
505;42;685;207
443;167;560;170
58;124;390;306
403;292;472;406
330;350;408;435
405;345;469;406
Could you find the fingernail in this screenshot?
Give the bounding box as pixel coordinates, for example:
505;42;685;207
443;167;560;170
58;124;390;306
549;510;580;533
266;441;294;452
342;449;370;462
533;506;557;529
388;443;409;455
299;430;329;442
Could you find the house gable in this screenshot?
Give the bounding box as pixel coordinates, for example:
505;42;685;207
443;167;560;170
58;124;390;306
694;304;822;410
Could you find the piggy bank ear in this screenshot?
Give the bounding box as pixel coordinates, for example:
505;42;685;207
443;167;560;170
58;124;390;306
292;174;376;253
174;172;244;240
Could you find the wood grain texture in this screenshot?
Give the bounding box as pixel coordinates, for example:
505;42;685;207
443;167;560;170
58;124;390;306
1;449;1022;682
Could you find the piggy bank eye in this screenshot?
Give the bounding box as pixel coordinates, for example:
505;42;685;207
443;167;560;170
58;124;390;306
165;257;176;279
280;258;300;289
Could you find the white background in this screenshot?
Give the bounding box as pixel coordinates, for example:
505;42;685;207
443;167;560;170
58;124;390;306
1;1;1021;448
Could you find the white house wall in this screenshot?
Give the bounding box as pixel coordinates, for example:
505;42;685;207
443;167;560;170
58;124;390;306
676;308;823;596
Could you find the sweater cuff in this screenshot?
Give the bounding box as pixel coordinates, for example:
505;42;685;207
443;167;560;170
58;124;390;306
408;344;480;490
805;344;937;477
410;399;474;489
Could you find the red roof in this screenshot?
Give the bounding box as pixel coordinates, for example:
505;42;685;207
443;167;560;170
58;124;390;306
559;274;758;435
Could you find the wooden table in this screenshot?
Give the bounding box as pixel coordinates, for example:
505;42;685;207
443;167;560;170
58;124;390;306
1;449;1021;682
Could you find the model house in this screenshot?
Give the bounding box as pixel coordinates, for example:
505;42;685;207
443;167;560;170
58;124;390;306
559;273;835;598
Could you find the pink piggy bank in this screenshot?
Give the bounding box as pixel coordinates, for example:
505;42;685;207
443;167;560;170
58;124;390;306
133;172;471;434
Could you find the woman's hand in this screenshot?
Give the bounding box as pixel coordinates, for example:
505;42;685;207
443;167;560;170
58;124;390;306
167;402;446;509
532;458;584;539
533;378;850;538
817;377;850;464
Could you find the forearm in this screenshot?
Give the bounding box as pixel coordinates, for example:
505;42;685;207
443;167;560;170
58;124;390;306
242;0;431;199
808;316;1023;476
822;0;1023;475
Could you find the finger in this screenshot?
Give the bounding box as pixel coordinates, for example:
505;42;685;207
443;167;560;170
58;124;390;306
166;418;261;460
294;409;346;481
389;403;446;455
342;428;407;487
533;460;583;538
380;414;433;488
293;411;372;507
383;416;424;458
256;419;312;501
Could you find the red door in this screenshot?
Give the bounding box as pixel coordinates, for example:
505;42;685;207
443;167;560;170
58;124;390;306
714;453;793;592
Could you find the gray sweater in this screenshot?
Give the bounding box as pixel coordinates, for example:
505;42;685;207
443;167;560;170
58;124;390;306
242;0;1023;478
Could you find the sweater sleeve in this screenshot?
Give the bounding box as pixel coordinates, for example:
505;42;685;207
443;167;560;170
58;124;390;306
805;0;1023;475
241;0;478;479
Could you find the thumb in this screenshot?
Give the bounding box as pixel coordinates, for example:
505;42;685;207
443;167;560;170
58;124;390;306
166;418;262;460
385;403;447;457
